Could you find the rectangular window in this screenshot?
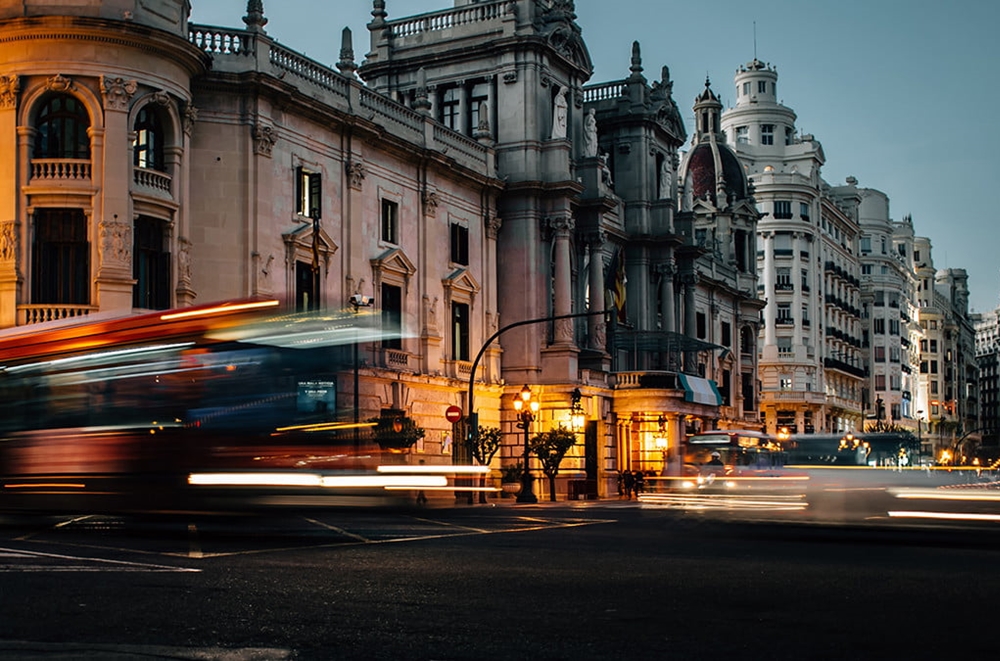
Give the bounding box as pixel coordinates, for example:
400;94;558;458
721;321;731;347
860;236;872;254
696;311;707;339
874;346;885;362
776;303;792;324
929;339;938;353
861;264;872;275
761;124;774;145
133;216;170;310
931;380;938;394
381;199;399;244
776;267;792;290
295;167;321;218
32;208;89;305
890;374;901;391
801;304;809;325
889;319;900;336
799;202;810;221
890;346;901;363
875;374;886;390
801;269;809;290
452;302;470;361
742;82;750;96
468;83;489;135
779;378;792;391
931;360;938;374
736;126;748;144
440;87;460;131
758;81;767;94
450;222;469;265
381;283;402;350
873;318;885;334
773;200;792;219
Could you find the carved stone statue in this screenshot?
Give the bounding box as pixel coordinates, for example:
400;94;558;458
551;85;568;140
659;159;673;199
583;108;597;157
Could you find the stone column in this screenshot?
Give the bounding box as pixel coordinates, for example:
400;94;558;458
96;76;138;311
762;232;776;347
550;214;575;345
793;232;803;347
0;76;20;327
457;80;468;136
659;261;676;334
586;231;607;351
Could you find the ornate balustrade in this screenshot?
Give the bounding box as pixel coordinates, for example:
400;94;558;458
133;167;172;194
18;304;97;326
30;159;91;182
189;25;255;55
583;81;626;102
388;1;505;38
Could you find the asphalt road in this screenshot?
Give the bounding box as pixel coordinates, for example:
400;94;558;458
2;499;999;660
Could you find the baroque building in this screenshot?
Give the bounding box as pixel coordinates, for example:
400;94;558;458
0;0;762;497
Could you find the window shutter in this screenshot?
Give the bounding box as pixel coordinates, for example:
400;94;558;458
308;172;322;218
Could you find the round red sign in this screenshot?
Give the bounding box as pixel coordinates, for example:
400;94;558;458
445;405;463;423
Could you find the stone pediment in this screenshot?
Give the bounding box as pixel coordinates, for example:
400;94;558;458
441;268;481;297
730;198;761;219
283;221;338;258
371;247;416;278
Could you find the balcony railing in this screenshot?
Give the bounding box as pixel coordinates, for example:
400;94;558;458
30;158;91;182
133;167;172;195
18;304;97;326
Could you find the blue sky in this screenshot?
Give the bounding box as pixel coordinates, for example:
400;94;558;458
191;1;1000;313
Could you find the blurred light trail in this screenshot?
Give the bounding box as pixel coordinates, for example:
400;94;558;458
376;465;491;474
890;488;1000;502
187;473;448;489
160;299;279;320
887;511;1000;522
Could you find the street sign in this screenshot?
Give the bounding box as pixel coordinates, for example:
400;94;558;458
445;405;463;423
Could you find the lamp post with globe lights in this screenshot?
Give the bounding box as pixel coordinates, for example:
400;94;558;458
513;384;539;503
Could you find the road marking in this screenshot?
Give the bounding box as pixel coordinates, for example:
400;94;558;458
187;523;203;559
302;517;372;543
0;546;200;573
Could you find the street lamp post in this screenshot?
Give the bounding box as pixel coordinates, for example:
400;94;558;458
513;384;539;504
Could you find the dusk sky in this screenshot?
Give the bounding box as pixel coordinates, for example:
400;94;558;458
191;0;1000;313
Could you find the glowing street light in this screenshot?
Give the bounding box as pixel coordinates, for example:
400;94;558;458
513;384;540;503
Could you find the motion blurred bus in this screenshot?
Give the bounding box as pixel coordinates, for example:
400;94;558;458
0;299;431;513
684;429;785;469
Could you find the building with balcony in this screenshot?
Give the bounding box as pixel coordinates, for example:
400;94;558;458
0;0;756;497
720;59;863;434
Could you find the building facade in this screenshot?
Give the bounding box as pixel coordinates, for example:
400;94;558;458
0;0;766;496
720;59;864;435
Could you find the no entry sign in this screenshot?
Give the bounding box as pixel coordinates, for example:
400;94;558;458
445;405;463;423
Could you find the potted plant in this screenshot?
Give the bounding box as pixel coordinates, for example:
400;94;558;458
499;462;523;496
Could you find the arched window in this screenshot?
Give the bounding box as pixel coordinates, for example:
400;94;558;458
133;107;165;171
34;95;91;159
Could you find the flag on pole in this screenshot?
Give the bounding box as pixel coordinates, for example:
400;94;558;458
606;246;627;323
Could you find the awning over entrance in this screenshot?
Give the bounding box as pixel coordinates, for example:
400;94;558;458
678;374;722;406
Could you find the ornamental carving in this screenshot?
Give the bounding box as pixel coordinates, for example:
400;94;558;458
252;123;276;157
422;190;439;217
177;237;192;284
0;220;18;263
548;215;575;237
151;90;171;106
485;213;502;240
101;76;136;111
183;104;198;136
347;159;366;191
0;75;20;109
46;74;74;92
99;219;132;266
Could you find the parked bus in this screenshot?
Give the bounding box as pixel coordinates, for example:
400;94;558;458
684;429;785;469
0;299;438;513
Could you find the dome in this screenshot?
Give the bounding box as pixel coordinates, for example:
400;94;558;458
683;141;748;205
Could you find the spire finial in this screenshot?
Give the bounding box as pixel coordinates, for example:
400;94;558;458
243;0;267;32
371;0;387;26
630;41;643;77
337;27;358;76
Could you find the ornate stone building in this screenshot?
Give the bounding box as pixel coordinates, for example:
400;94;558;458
0;0;762;496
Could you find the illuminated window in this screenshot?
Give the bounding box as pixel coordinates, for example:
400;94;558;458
452;301;469;361
295;167;321;218
133;106;165;171
381;199;398;244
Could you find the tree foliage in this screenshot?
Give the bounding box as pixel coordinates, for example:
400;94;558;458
470;425;503;466
530;425;577;501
